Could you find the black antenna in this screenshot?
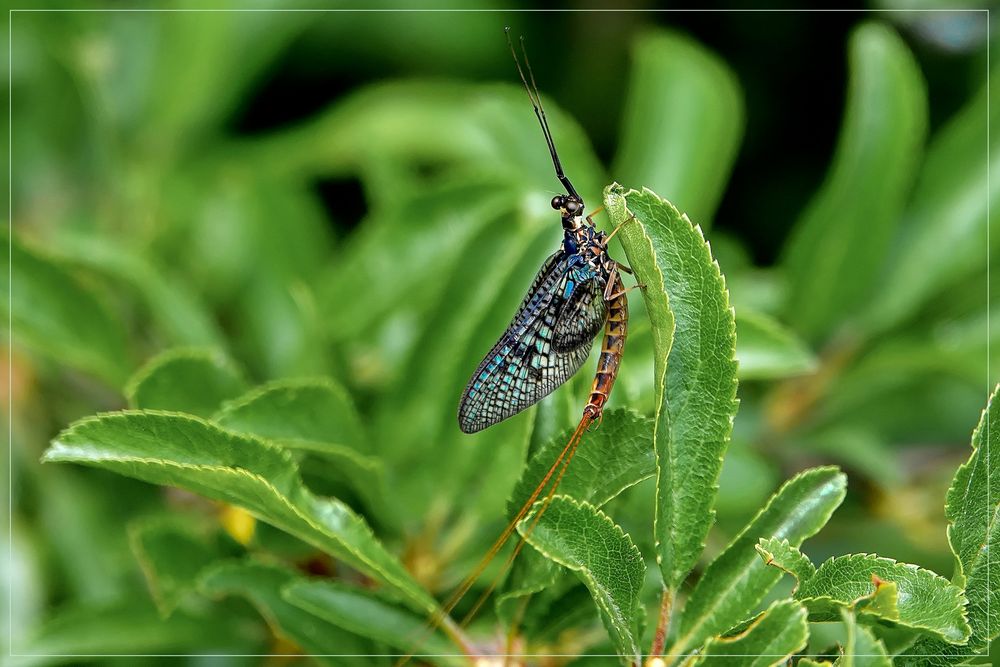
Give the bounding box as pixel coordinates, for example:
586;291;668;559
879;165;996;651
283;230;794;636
505;27;581;202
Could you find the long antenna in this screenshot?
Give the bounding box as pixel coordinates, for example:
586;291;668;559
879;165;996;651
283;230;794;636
505;27;581;202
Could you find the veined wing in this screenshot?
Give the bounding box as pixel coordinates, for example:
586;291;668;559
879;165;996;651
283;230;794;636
551;277;607;352
458;252;604;434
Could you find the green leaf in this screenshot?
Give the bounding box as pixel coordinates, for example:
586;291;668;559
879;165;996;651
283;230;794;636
840;608;891;667
239;82;604;204
46;230;226;349
498;411;653;624
233;276;330;380
950;402;1000;651
903;385;1000;662
13;599;249;659
613;29;744;225
2;229;130;385
212;378;390;524
693;599;808;666
799;661;835;667
866;62;1000;333
43;411;441;618
795;554;970;644
283;579;459;664
781;22;927;340
507;409;655;516
518;496;645;664
945;384;999;622
198;559;370;662
377;224;544;527
606;184;738;591
126;348;247;418
318;179;513;343
128;515;221;616
736;309;817;381
673;467;847;656
214;378;367;453
756;536;816;584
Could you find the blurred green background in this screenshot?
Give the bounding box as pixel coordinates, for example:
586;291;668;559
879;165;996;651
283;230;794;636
4;3;997;664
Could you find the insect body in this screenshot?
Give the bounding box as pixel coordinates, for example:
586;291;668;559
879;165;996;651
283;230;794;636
401;33;636;662
457;38;630;435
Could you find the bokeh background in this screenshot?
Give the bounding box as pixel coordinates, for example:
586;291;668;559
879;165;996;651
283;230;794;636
5;4;997;663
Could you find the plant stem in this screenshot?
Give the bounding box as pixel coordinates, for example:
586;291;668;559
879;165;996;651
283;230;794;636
649;587;674;657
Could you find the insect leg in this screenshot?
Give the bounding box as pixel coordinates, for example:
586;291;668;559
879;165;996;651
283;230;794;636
607;283;646;300
616;261;634;275
585;205;605;226
603;263;620;301
604;213;636;243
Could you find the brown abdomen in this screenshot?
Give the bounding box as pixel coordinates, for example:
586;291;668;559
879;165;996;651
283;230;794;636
583;275;628;421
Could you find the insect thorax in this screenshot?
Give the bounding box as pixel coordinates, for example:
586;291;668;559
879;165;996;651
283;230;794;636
563;225;613;280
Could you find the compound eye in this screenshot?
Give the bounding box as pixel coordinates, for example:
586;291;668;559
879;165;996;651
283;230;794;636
565;199;580;214
551;196;565;210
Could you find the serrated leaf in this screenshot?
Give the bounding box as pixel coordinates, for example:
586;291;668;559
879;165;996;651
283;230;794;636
283;580;458;665
840;608;891;667
736;309;817;381
198;560;370;662
673;467;846;657
43;411;441;619
212;378;392;522
756;536;816;584
693;599;808;666
605;184;738;592
507;409;655;516
781;22;927;340
945;384;999;618
126;348;247;418
128;515;221;617
902;386;1000;663
795;554;969;644
518;496;645;665
214;378;366;453
498;410;655;619
612;28;744;226
3;229;130;385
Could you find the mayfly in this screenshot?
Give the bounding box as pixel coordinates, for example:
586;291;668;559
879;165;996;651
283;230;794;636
419;28;638;650
456;49;631;439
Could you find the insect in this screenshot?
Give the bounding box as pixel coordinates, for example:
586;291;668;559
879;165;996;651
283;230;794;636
400;32;639;663
457;35;632;437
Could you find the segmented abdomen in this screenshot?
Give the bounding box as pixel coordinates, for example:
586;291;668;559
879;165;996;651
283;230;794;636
583;274;628;420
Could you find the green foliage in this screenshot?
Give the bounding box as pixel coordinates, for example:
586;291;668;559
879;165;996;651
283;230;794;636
612;29;744;226
127;348;247;417
284;579;458;661
782;23;928;341
841;608;892;667
519;496;645;663
692;600;808;666
44;412;441;619
3;229;131;385
199;560;373;661
608;185;739;592
795;554;969;643
674;467;846;656
12;10;995;667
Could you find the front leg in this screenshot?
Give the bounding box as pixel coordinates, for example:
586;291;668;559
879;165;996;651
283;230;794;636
603;263;620;301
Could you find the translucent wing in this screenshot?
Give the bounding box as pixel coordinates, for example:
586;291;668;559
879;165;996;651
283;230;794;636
551;277;607;353
458;252;598;434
